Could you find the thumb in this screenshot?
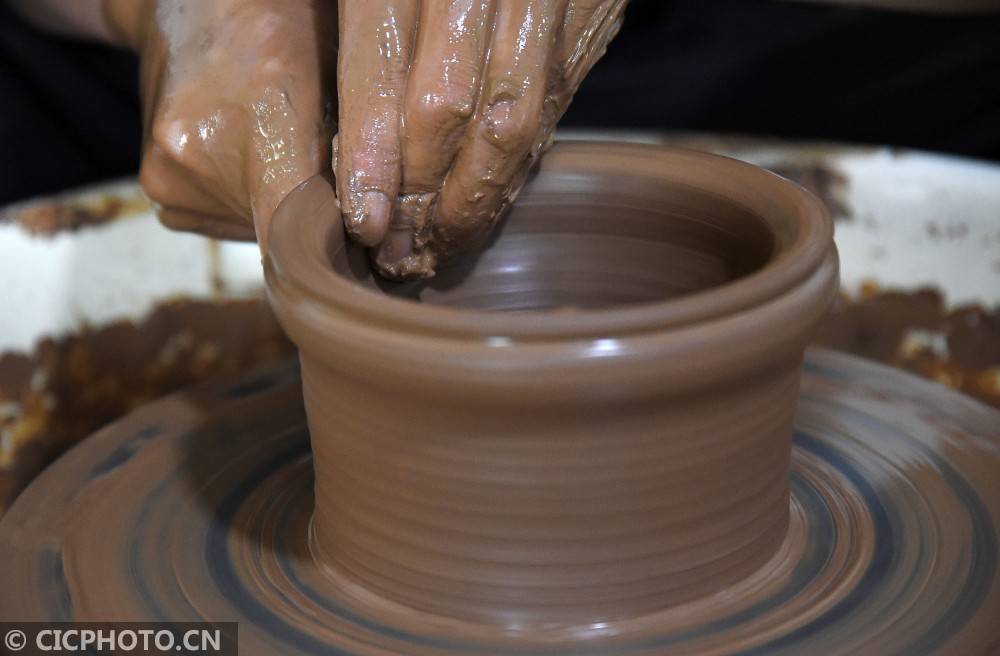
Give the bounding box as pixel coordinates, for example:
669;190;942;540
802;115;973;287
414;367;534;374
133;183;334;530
247;87;333;255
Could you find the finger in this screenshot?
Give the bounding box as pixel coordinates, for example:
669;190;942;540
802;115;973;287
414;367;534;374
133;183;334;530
395;0;495;234
557;0;628;90
372;225;434;280
242;0;338;253
246;1;337;253
157;208;257;241
431;0;565;256
376;0;494;277
371;191;439;279
141;122;254;240
530;0;628;167
138;30;247;224
335;0;418;247
246;85;332;254
137;12;252;235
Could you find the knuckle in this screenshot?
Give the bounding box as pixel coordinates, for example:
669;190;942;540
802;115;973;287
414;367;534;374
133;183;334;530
481;78;545;152
148;113;180;154
251;56;290;85
409;90;475;128
484;104;541;152
155;209;191;231
148;110;200;166
138;157;171;206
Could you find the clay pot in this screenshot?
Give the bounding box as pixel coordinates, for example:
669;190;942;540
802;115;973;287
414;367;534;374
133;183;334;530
264;142;839;629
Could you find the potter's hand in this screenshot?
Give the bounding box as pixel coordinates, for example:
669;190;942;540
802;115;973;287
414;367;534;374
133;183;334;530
116;0;336;252
335;0;628;279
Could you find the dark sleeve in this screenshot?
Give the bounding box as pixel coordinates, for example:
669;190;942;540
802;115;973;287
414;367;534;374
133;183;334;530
564;0;1000;161
0;3;141;205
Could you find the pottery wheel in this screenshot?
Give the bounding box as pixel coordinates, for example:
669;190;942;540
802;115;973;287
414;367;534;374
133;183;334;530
1;349;997;655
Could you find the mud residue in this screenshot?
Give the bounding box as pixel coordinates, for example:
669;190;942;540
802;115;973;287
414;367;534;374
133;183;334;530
6;191;152;236
0;298;294;513
816;284;1000;408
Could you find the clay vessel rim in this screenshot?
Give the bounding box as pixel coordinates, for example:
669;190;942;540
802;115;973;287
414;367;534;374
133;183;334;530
266;141;833;341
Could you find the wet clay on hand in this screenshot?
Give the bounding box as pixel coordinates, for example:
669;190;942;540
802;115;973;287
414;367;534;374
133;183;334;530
128;0;337;252
335;0;629;279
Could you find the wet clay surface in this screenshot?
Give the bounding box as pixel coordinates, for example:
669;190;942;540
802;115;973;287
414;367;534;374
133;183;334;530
0;351;997;655
265;143;838;627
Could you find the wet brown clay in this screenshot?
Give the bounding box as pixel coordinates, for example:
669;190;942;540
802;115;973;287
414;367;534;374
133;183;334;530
265;142;840;627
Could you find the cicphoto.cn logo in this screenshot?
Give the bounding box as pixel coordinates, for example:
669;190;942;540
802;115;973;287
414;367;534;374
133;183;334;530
1;623;237;655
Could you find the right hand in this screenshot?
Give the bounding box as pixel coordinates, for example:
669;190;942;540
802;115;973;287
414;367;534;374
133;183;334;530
114;0;337;253
334;0;629;279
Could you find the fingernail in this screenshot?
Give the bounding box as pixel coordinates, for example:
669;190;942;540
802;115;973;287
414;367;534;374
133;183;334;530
346;191;391;246
374;233;439;281
377;230;413;263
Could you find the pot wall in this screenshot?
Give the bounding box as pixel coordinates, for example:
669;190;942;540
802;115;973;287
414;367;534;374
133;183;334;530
302;356;800;625
266;142;839;628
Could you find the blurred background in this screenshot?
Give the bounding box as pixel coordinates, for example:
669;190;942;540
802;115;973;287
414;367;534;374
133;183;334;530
1;0;999;511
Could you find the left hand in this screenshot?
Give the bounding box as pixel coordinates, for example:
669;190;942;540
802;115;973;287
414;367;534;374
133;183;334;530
112;0;337;253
